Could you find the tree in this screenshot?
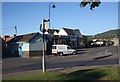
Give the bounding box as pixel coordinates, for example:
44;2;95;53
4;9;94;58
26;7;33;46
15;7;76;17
80;0;101;10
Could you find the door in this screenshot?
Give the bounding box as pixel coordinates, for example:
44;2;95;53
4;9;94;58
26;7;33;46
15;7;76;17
67;46;73;54
19;43;23;57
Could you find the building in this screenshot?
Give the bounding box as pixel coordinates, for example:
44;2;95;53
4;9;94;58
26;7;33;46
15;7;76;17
0;36;4;58
3;35;13;42
6;32;47;58
1;37;6;57
113;38;119;46
54;28;82;48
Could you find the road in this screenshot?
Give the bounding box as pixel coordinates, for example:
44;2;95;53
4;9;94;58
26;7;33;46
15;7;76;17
2;45;119;75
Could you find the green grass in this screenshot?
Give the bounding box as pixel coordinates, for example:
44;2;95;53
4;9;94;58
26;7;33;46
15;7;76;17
65;66;120;80
4;72;68;80
2;66;120;81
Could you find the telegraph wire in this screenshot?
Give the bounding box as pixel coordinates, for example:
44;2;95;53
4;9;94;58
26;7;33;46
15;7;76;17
2;26;14;29
1;26;17;36
2;28;13;34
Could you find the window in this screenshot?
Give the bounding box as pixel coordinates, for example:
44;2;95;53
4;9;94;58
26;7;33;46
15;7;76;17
52;46;56;49
67;46;71;49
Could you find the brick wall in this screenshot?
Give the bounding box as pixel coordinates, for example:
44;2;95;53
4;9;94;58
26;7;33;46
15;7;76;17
23;50;46;58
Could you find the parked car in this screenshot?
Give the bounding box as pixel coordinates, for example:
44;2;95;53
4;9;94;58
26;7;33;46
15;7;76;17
91;41;104;47
52;44;76;56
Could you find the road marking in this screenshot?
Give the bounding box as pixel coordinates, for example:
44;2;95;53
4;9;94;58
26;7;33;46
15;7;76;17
81;54;89;56
62;55;79;57
31;57;41;59
97;49;109;55
0;61;2;64
97;52;102;54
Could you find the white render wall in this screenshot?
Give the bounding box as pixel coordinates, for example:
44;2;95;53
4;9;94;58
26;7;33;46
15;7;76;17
54;31;58;35
22;43;29;51
19;42;46;52
58;28;68;36
29;42;46;51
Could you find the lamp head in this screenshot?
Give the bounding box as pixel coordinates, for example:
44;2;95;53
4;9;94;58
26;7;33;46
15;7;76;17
52;5;56;8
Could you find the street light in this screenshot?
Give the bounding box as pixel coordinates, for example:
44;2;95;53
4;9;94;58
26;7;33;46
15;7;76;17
48;2;56;37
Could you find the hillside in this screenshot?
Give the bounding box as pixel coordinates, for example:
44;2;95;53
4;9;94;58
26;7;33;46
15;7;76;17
94;29;120;39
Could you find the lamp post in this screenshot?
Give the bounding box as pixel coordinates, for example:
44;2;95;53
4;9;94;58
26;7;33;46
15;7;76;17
48;2;56;37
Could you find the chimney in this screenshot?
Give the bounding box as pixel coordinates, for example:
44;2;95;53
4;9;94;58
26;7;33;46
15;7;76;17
4;35;10;42
14;34;16;37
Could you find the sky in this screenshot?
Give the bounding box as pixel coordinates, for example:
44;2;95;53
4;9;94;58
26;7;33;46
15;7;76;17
2;2;118;36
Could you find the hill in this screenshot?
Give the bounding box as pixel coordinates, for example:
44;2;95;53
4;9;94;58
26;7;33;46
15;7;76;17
94;29;120;39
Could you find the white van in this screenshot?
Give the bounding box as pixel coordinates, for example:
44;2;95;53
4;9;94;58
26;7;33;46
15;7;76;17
52;44;76;56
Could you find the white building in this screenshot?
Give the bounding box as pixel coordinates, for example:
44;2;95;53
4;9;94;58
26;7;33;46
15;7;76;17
56;28;82;48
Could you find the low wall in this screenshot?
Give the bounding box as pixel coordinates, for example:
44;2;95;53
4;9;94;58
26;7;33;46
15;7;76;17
23;50;46;58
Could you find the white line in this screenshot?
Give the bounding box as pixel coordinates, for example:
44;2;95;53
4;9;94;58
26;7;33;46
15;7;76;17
0;61;2;64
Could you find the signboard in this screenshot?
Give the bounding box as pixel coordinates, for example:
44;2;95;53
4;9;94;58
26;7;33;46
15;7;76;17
40;19;49;32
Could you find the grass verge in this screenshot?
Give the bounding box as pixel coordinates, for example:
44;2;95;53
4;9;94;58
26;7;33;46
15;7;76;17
2;66;120;81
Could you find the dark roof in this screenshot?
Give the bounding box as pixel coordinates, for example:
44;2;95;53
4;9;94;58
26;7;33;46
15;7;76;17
74;29;79;32
73;29;81;34
7;32;39;43
7;35;23;43
48;29;59;34
18;33;38;42
54;29;59;33
63;28;75;35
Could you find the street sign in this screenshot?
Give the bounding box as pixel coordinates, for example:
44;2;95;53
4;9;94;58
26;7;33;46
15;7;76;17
40;19;49;32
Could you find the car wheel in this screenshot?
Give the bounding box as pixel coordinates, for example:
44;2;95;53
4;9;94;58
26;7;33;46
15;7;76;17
59;52;63;56
72;51;76;55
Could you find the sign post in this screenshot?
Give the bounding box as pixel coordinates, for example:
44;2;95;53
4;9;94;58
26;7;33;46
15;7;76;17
40;19;49;73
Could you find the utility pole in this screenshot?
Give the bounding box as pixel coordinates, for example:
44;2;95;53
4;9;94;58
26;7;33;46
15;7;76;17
48;2;56;39
14;26;17;36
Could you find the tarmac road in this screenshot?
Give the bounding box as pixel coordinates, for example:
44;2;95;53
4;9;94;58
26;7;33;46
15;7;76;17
2;45;119;75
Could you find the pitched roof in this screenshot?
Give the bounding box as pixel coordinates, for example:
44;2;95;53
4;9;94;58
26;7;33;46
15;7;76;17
48;29;59;34
7;32;39;43
73;29;81;34
73;29;79;32
18;33;38;42
63;28;75;35
3;36;14;42
54;29;59;33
